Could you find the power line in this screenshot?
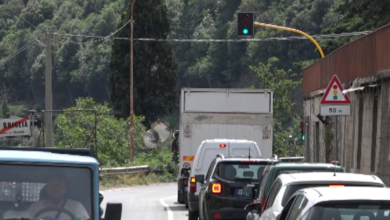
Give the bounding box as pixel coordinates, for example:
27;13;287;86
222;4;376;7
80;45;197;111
0;40;38;67
53;31;372;43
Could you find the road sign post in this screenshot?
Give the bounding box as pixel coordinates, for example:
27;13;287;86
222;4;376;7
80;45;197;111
319;74;351;162
320;75;351;116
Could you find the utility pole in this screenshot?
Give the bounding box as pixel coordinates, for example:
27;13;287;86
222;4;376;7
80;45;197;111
45;31;53;147
129;0;137;162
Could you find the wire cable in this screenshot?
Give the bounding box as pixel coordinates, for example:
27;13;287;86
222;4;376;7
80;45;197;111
0;40;38;67
52;31;372;44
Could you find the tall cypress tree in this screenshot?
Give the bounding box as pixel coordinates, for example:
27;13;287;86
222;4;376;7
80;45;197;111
108;0;178;128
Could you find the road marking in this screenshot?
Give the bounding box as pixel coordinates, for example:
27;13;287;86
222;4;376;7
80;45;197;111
159;196;176;220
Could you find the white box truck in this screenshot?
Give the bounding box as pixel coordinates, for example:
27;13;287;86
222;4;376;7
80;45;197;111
176;88;274;206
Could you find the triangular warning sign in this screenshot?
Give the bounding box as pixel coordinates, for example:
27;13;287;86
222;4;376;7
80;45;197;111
320;75;351;105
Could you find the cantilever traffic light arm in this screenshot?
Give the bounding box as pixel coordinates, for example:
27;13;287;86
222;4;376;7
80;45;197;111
254;22;325;58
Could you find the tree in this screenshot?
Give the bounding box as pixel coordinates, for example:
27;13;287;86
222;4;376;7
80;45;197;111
54;97;147;167
108;0;178;128
321;0;390;54
250;57;302;156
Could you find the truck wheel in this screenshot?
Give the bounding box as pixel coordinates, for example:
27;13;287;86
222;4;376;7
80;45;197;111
188;210;199;220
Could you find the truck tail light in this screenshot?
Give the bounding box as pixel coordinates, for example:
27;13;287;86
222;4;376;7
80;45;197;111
211;183;222;194
190;177;196;192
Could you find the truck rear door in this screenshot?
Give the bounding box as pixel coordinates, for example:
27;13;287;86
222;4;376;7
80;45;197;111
229;142;261;157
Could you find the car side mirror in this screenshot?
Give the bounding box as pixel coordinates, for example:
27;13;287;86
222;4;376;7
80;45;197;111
244;203;261;213
99;206;104;218
99;192;104;205
104;202;122;220
195;174;204;183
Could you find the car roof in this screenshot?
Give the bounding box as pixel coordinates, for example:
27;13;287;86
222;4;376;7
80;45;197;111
272;163;343;169
276;172;385;186
217;157;278;162
0;150;98;165
201;139;256;144
302;187;390;203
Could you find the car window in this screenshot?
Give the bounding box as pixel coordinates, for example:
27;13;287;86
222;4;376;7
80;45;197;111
286;194;305;220
281;183;385;206
305;202;390;220
206;159;216;181
264;179;282;210
216;162;267;181
275;169;342;177
258;167;270;199
0;164;92;219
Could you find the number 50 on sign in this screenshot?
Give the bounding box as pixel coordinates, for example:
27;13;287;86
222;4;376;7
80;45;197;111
320;105;351;116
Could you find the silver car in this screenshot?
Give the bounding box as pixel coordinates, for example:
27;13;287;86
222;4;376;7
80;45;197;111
277;186;390;220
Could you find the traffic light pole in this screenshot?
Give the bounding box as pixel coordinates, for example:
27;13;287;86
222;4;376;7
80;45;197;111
254;22;325;58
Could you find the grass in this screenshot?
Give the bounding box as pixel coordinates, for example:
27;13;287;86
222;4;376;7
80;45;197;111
99;149;178;189
99;171;176;190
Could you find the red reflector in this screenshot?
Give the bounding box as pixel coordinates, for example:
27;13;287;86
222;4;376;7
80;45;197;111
220;144;226;148
329;184;344;188
261;198;266;212
214;212;221;219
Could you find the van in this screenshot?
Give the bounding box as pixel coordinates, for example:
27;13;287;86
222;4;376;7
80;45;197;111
187;139;262;220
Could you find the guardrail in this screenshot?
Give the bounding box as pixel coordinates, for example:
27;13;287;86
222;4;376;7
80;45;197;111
99;165;150;176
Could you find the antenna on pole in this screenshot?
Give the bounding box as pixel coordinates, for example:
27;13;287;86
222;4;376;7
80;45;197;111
248;147;251;159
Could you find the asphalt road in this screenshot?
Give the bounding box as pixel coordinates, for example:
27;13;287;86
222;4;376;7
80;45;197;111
101;183;188;220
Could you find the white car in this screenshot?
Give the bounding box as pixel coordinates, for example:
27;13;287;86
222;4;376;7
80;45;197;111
245;172;386;220
278;186;390;220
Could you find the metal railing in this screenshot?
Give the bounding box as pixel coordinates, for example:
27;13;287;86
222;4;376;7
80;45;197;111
99;165;150;176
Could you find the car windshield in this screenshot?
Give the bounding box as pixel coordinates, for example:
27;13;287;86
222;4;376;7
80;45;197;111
276;169;338;177
0;164;92;220
216;161;267;181
281;184;384;206
303;201;390;220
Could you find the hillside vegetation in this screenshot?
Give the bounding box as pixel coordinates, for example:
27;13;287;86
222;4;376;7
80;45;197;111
0;0;389;184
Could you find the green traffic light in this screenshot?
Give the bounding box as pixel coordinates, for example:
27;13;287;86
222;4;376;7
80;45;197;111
302;136;305;141
243;29;249;34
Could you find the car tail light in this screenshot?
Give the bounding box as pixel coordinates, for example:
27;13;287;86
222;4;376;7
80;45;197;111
220;144;226;148
214;212;221;219
253;200;257;203
211;183;222;194
261;198;266;212
329;184;344;188
183;179;188;185
190;177;196;192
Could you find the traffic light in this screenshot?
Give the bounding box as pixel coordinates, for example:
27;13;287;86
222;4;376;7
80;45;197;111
300;122;305;141
237;12;254;37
